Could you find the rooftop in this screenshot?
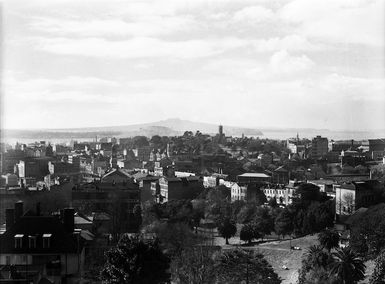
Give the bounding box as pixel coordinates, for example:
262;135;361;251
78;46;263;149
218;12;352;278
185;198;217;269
238;173;271;178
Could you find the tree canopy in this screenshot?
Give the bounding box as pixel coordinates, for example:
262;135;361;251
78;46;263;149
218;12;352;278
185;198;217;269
101;234;170;284
215;249;281;284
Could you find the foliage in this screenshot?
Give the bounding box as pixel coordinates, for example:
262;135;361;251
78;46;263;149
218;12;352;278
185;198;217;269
240;223;258;244
253;206;274;240
370;250;385;284
215;249;281;284
268;197;278;208
274;208;293;239
132;136;149;147
298;245;335;284
350;203;385;258
318;229;340;252
101;234;170;284
148;221;200;256
237;204;257;224
218;217;237;245
171;246;217;284
294;183;322;205
329;247;366;284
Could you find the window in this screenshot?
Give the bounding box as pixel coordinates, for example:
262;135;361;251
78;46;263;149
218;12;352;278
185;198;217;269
6;256;11;265
14;234;23;248
29;236;37;249
43;234;52;248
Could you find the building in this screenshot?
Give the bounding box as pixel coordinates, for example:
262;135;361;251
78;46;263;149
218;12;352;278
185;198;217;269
237;173;271;185
307;179;335;193
153;176;203;203
263;185;287;205
271;166;289;184
368;139;385;160
230;182;247;202
133;147;152;162
1;174;18;187
0;203;86;284
230;183;265;203
335;180;382;220
311;136;328;159
72;168;140;233
136;176;160;204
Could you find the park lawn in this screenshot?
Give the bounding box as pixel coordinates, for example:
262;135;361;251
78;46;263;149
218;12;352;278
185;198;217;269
257;234;318;284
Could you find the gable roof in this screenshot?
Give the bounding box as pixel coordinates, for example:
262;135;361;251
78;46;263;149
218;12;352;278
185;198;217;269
102;168;132;180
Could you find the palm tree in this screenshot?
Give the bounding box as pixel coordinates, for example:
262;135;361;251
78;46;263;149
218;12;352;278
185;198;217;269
318;229;340;252
329;247;366;284
305;245;331;269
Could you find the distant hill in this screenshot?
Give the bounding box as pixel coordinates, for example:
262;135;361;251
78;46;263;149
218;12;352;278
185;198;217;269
1;118;263;140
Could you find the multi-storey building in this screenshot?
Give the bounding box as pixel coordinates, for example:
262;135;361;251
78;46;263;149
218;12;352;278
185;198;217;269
72;168;140;233
152;176;203;203
0;203;86;284
311;136;328;159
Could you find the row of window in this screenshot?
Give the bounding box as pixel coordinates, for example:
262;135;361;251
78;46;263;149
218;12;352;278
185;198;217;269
14;234;51;249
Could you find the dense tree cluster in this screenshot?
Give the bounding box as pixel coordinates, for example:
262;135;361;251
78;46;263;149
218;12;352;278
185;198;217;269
298;232;366;284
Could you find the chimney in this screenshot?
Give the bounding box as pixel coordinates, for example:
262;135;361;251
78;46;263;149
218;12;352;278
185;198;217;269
6;208;15;231
63;208;75;232
14;201;24;222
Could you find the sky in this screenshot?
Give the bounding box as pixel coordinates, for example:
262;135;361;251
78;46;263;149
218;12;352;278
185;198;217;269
1;0;385;131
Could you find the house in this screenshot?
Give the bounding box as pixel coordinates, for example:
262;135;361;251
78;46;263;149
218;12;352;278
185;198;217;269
228;181;266;203
0;203;86;284
229;182;248;202
263;185;287;205
335;180;382;221
154;176;203;203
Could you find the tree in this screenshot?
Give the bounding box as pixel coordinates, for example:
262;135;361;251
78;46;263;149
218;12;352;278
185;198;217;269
370;250;385;284
268;197;278;208
101;234;170;284
132;204;142;231
318;229;340;252
253;207;274;240
150;135;162;146
369;251;385;284
171;246;217;284
274;208;293;239
329;247;366;284
240;223;257;244
218;217;237;245
304;245;332;269
215;249;281;284
132;136;149;147
149;221;199;256
298;245;335;284
237;204;257;224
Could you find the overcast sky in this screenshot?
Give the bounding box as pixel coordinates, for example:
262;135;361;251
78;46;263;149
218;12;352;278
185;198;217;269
1;0;384;130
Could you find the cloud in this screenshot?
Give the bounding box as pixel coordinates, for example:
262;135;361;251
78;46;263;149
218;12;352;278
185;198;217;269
254;35;320;52
279;0;385;47
29;15;198;38
232;5;275;24
320;73;385;101
35;36;247;59
269;50;314;74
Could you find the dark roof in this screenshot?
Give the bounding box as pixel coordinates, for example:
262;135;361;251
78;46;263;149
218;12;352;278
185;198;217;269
0;216;83;254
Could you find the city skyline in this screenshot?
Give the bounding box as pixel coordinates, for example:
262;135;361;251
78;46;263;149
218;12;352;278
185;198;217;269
1;0;385;131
